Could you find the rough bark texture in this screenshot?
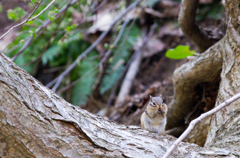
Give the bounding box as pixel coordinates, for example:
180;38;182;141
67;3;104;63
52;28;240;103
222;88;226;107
167;0;240;148
205;7;240;147
184;117;211;147
0;50;239;157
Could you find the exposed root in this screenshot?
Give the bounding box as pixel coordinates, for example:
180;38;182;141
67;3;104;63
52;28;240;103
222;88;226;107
167;37;224;129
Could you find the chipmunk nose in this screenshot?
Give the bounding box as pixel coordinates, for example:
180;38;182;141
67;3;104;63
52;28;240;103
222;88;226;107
156;109;164;114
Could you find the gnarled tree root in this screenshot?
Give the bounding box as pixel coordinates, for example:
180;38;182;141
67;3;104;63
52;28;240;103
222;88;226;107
166;37;224;145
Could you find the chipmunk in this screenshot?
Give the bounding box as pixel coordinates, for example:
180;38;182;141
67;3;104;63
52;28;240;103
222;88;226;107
141;95;167;135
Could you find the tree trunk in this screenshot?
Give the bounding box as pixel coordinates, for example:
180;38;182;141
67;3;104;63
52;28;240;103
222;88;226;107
0;50;238;158
167;0;240;148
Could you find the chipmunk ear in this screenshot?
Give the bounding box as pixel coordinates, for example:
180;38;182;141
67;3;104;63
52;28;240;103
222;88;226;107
159;94;162;98
150;95;153;101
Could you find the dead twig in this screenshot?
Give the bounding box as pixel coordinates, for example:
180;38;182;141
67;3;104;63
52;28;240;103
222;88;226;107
92;11;133;90
56;16;135;94
163;93;240;158
56;65;98;94
151;56;167;76
0;0;49;40
29;2;70;74
92;0;108;13
115;23;157;108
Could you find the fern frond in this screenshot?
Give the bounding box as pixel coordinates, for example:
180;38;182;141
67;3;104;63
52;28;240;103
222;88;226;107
42;45;61;65
141;0;159;7
71;52;98;106
100;25;140;94
100;65;124;95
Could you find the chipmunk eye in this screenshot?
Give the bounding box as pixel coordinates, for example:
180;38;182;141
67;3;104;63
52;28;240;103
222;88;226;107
152;102;156;106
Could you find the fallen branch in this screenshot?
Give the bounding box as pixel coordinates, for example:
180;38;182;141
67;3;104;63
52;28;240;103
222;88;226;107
52;16;134;95
163;92;240;158
92;11;133;90
57;65;98;94
105;19;137;107
115;23;157;108
2;50;240;157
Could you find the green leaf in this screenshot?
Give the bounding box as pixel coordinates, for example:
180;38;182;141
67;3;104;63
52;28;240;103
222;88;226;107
117;25;122;31
0;5;2;13
19;39;24;48
24;0;26;2
29;30;36;38
79;0;87;5
48;8;60;21
65;24;76;31
25;21;33;25
48;11;55;21
7;7;25;21
165;45;195;59
7;9;15;20
31;0;35;4
54;7;59;14
59;33;81;47
104;43;109;49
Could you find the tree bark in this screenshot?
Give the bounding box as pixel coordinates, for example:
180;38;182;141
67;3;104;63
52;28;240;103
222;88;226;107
0;49;239;157
167;0;240;148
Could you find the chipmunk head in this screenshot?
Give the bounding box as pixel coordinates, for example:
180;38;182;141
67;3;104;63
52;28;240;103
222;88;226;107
148;95;167;115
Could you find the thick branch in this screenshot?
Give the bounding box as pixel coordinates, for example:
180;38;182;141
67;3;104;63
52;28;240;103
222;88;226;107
0;52;238;158
115;24;157;108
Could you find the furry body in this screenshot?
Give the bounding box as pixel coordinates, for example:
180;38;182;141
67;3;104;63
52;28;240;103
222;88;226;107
141;95;167;134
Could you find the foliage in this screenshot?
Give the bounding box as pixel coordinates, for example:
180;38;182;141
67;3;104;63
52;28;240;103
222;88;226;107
100;25;140;94
141;0;160;7
6;1;77;72
71;52;98;106
165;45;195;59
4;0;141;106
7;7;25;21
196;0;224;20
41;45;61;65
0;5;2;13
